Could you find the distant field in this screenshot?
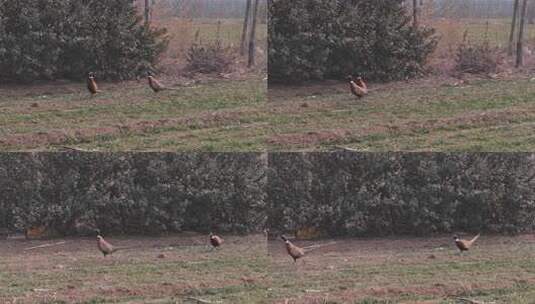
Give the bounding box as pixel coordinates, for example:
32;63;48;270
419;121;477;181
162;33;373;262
154;18;267;70
269;235;535;304
0;234;268;304
428;18;535;56
156;18;268;50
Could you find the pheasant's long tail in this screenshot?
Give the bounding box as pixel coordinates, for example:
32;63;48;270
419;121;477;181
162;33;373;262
468;233;481;246
302;241;337;253
113;245;140;252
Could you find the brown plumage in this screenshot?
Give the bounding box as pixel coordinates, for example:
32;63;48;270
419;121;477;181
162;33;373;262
281;235;305;262
454;233;480;252
209;233;224;248
347;75;368;98
147;72;178;93
87;72;100;95
96;235;133;257
148;75;165;92
97;235;116;256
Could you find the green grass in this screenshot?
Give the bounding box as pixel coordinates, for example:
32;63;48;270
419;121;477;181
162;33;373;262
268;78;535;151
0;234;269;304
3;235;535;303
268;235;535;303
3;18;535;152
0;77;267;151
4;77;535;151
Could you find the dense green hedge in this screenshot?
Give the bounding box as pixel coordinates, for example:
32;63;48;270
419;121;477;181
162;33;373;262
268;153;535;236
268;0;437;83
0;0;168;81
0;153;266;234
2;153;535;237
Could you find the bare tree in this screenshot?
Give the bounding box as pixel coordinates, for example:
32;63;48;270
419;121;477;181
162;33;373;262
241;0;252;56
530;3;535;24
144;0;152;24
509;0;520;56
248;0;259;67
413;0;419;28
516;0;529;67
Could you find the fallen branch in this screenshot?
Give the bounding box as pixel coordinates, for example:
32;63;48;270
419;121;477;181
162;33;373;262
456;298;487;304
59;146;96;152
186;297;218;304
333;146;360;152
24;241;67;251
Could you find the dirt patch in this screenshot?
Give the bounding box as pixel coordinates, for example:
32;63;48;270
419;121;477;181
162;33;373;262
266;129;355;146
404;108;535;134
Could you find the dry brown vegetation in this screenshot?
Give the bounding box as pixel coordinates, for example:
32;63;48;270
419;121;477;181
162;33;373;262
141;1;267;75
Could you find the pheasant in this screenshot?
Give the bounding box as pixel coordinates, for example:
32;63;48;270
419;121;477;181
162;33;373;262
97;235;132;257
147;72;178;93
87;72;100;96
281;235;306;262
454;233;480;253
280;235;337;263
347;75;368;98
209;233;224;249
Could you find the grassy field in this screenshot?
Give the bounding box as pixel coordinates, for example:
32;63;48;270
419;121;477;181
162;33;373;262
269;234;535;304
0;14;268;152
5;76;535;151
268;77;535;151
3;234;535;304
0;234;269;304
0;76;266;151
265;18;535;152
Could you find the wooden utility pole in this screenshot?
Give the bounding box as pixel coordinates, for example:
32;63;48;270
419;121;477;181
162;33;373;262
508;0;520;56
248;0;259;67
413;0;419;28
240;0;252;56
516;0;529;67
144;0;152;24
